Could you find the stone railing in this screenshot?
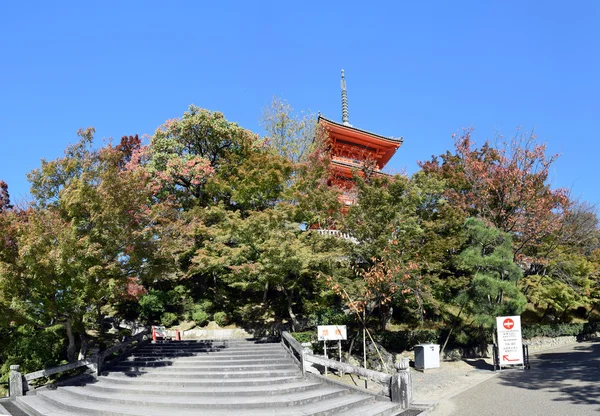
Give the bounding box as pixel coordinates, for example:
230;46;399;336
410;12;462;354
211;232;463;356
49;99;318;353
281;331;306;377
9;328;150;397
280;331;412;409
314;229;359;244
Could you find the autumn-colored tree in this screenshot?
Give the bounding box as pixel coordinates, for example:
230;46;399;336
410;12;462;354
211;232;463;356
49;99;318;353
420;129;570;269
148;105;257;208
4;129;173;360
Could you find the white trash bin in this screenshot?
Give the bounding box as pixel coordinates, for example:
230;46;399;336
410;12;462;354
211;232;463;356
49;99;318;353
414;343;440;370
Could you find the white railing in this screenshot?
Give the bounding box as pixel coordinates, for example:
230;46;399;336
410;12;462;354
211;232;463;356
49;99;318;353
315;229;359;244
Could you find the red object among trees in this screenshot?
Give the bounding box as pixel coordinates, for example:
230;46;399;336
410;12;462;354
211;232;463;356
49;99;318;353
318;70;402;209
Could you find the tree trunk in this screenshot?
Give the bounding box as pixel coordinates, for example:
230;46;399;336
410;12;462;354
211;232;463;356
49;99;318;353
540;305;551;323
379;305;391;331
347;332;358;362
65;318;76;362
97;304;104;337
586;304;597;320
263;281;269;304
78;331;88;360
283;288;300;331
440;299;467;358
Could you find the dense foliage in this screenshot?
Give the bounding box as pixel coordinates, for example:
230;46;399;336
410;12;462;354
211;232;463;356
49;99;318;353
0;101;599;379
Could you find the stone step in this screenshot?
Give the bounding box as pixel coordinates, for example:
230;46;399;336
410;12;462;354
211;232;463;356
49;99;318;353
114;360;295;370
123;354;291;363
140;341;280;347
121;355;292;364
138;348;286;356
141;342;280;347
15;395;80;416
13;337;412;416
20;390;382;416
85;379;323;396
100;373;301;387
111;368;301;379
53;384;349;409
342;400;407;416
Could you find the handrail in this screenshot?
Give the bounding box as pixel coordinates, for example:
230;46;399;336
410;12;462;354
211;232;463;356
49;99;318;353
280;331;306;376
304;354;392;386
24;357;97;382
11;328;150;396
281;331;411;408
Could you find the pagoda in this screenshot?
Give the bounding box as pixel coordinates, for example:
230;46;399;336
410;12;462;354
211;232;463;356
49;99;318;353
318;70;403;207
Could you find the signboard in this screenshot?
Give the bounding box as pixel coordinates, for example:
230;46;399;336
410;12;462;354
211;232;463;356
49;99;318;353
317;325;347;341
496;315;524;368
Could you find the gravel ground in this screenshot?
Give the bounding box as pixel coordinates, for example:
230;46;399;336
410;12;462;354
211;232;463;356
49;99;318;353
322;357;499;412
411;358;498;405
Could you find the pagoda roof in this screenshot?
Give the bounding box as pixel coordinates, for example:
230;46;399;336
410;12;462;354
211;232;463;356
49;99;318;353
319;115;402;168
318;115;403;144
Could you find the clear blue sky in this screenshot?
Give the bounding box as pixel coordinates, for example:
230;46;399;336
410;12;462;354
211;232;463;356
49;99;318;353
1;1;599;207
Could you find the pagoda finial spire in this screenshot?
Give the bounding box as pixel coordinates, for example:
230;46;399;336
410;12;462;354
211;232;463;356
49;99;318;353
341;69;350;126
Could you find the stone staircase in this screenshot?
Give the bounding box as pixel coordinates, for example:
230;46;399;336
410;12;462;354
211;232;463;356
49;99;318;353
13;339;413;415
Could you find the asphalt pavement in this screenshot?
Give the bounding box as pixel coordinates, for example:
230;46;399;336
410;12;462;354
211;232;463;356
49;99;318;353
430;340;600;416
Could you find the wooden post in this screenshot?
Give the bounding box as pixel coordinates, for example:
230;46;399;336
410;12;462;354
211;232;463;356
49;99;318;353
324;341;328;376
363;323;367;389
9;365;24;397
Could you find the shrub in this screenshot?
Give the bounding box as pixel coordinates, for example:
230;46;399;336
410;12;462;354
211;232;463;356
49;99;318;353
198;300;214;312
160;312;178;328
522;323;584;339
138;292;165;323
213;312;228;327
192;309;210;327
291;331;315;344
375;329;441;352
306;307;350;328
0;324;66;382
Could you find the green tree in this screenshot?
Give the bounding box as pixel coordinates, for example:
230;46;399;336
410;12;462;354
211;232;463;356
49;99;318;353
3;129;171;360
260;97;316;163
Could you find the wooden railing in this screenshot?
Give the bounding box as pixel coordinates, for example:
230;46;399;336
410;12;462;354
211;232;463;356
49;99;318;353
280;331;412;409
10;329;150;397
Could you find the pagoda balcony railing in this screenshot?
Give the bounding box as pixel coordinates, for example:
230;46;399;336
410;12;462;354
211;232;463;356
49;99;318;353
331;155;382;171
315;229;359;244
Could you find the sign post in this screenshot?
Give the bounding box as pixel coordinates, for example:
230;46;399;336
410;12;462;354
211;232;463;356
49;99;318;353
318;325;346;376
496;316;524;370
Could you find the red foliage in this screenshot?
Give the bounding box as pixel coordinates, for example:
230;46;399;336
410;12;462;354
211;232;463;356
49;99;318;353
116;134;142;170
421;129;571;261
122;277;147;300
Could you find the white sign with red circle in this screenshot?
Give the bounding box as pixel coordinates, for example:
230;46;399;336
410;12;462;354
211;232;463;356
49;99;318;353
496;315;524;368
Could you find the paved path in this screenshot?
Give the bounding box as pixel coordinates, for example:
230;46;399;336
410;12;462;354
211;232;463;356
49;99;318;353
431;340;600;416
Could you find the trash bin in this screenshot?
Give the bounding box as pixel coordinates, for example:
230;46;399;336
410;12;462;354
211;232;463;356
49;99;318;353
414;344;440;370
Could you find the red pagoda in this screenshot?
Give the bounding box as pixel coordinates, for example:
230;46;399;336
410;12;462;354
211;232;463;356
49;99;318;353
319;70;402;207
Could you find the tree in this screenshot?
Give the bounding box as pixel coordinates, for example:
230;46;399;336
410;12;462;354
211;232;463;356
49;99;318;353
6;129;171;360
0;181;11;212
260;97;316;163
420;129;570;269
148;105;258;208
